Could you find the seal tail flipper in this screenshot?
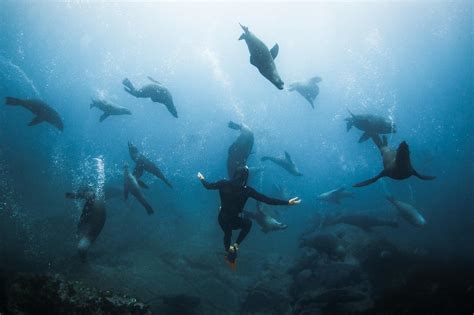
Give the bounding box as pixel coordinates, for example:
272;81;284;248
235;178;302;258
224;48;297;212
358;132;371;143
136;194;154;215
99;113;110;122
90;98;99;109
122;78;137;95
28;116;44;126
353;171;384;187
412;170;436;181
228;121;242;130
270;44;279;60
165;103;178;118
5;96;24;106
345;118;353;132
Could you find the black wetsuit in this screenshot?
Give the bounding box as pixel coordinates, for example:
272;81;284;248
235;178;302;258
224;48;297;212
201;179;288;251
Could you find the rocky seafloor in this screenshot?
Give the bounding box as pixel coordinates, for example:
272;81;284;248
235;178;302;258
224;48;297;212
1;209;473;314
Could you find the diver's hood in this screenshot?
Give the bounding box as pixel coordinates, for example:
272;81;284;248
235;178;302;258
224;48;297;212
232;166;249;186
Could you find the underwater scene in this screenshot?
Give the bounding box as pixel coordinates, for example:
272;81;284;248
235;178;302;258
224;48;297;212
0;1;473;314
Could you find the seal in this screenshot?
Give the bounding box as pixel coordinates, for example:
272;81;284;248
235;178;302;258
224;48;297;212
353;135;435;187
316;187;354;204
288;76;322;108
261;151;302;176
128;142;172;189
122;76;178;118
386;196;426;227
123;163;154;215
90;99;131;122
238;23;284;90
227;121;254;178
345;110;396;143
323;212;399;232
65;188;106;261
5;96;63;131
244;202;288;233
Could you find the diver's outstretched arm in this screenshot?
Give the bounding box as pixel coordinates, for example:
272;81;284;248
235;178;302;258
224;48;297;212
197;172;225;190
248;187;293;206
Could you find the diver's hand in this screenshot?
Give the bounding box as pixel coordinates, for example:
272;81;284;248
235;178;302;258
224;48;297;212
288;197;301;205
197;172;205;181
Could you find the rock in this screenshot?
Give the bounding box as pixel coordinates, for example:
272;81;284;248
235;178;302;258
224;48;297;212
151;294;201;315
5;273;151;314
241;286;292;314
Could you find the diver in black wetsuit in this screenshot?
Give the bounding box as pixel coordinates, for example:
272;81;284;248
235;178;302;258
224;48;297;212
197;166;301;268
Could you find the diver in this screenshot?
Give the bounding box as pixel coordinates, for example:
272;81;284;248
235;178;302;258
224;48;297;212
197;166;301;269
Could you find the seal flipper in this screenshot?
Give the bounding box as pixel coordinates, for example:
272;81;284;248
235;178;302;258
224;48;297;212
412;170;436;181
270;44;279;60
358;132;371;143
135;194;154;215
122;78;138;96
28;116;44;126
353;171;385;187
147;76;161;84
284;151;293;163
99;113;110;122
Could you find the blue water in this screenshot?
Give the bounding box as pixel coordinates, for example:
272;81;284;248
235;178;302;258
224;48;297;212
0;1;472;314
